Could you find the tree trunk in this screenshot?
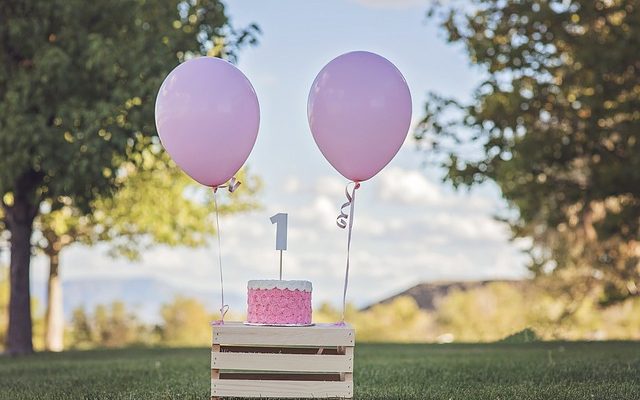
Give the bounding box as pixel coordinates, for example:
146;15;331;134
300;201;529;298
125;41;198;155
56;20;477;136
5;207;35;355
44;249;64;352
4;171;40;356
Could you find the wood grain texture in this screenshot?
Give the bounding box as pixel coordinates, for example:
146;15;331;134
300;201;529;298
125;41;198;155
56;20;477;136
219;345;340;355
211;379;352;398
212;323;355;347
218;373;342;381
211;351;353;372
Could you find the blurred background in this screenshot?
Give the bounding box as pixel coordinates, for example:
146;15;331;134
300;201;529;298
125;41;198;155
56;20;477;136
1;0;639;355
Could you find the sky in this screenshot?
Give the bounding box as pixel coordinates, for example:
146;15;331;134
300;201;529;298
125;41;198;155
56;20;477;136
23;0;530;315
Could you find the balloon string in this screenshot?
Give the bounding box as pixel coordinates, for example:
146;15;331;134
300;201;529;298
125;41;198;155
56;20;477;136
211;177;240;325
336;181;360;324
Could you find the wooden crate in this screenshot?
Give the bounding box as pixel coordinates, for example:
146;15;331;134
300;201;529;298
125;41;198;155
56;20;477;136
211;322;355;399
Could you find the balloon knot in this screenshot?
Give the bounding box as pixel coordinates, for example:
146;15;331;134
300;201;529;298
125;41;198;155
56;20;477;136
213;177;241;194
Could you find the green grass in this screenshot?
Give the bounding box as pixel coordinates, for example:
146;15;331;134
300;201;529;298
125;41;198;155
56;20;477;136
0;342;639;399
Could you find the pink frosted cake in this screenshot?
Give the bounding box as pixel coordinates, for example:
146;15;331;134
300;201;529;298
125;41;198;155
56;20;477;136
247;280;312;325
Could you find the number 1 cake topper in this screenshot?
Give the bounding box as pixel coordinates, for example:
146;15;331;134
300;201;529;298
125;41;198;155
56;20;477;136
270;213;288;280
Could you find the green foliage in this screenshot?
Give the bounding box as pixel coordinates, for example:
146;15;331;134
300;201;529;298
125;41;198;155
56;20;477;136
68;302;149;349
96;164;260;260
34;161;260;352
69;307;93;349
1;343;639;399
0;0;259;353
315;297;433;342
417;0;640;304
159;296;213;346
0;0;258;208
5;0;261;254
432;281;640;341
435;282;530;342
4;286;638;350
317;285;640;343
65;296;242;349
354;297;432;342
499;328;540;343
34;162;261;261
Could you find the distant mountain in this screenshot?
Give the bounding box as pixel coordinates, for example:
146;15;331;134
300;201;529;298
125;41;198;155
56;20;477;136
364;279;528;311
31;277;243;323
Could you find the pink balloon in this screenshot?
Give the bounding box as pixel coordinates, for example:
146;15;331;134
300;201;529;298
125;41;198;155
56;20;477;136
308;51;412;182
155;57;260;187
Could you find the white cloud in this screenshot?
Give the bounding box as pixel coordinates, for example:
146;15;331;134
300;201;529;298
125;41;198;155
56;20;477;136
377;166;441;205
422;213;507;241
31;168;527;316
355;215;386;236
299;195;340;231
315;175;347;198
282;176;301;194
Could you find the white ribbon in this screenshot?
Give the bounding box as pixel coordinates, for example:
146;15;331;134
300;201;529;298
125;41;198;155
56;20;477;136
212;177;241;325
336;181;360;323
213;176;241;194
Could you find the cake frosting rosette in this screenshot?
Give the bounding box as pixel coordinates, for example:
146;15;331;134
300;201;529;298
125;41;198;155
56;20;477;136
246;280;312;325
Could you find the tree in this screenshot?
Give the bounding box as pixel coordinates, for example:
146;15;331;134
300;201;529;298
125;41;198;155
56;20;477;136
355;297;432;342
160;296;213;346
0;0;259;355
35;161;259;352
435;283;530;342
92;302;143;348
68;303;154;348
314;299;432;342
69;307;93;349
417;0;640;307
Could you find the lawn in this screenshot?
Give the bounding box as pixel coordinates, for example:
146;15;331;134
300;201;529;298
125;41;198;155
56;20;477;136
0;342;638;399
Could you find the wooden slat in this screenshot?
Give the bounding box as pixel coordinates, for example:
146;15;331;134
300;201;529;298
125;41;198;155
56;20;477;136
211;379;352;398
219;373;341;381
212;352;353;372
219;345;340;355
212;323;354;346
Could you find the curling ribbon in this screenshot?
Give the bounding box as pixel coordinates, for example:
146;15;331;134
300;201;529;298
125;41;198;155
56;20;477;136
211;177;241;325
213;176;241;194
336;181;360;324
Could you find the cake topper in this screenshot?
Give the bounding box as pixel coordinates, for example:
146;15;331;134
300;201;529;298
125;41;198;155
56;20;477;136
270;213;288;280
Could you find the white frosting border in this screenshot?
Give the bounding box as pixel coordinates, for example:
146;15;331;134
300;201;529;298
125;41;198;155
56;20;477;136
248;279;312;292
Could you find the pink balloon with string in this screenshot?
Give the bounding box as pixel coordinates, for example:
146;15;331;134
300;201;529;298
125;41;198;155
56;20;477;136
308;51;412;182
155;57;259;187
